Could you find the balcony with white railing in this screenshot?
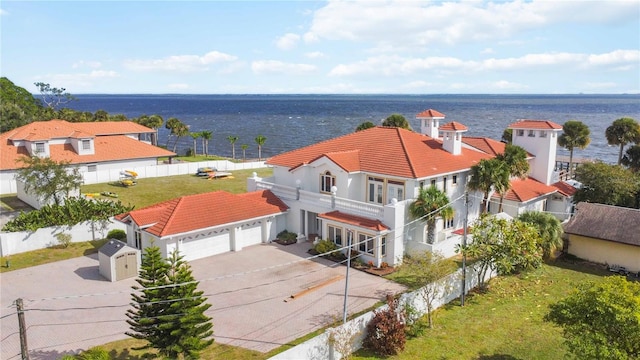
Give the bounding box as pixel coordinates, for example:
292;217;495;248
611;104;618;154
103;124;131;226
255;180;385;219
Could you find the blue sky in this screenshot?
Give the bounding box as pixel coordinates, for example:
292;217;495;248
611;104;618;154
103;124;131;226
1;0;639;94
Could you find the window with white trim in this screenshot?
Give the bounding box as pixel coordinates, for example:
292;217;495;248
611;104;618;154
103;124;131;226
387;180;405;203
134;230;142;249
87;164;97;172
516;129;524;137
320;171;335;193
539;131;547;138
35;142;45;153
452;175;458;185
328;225;343;246
443;177;447;193
82;139;91;150
368;177;384;204
380;236;387;256
358;233;375;255
445;217;454;229
528;130;535;137
431;179;436;187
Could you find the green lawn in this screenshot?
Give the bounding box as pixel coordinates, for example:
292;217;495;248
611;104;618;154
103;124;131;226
81;167;273;208
353;259;610;360
0;239;109;273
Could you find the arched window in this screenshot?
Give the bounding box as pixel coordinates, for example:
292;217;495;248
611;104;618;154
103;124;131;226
320;171;335;193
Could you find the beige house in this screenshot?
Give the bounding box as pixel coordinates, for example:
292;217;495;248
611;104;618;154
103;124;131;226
564;202;640;273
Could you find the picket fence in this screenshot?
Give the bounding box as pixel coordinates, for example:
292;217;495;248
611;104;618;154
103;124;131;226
269;263;495;360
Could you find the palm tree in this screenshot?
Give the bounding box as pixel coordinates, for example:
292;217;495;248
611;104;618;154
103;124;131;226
255;135;266;161
241;144;248;162
517;211;563;259
190;132;201;156
495;144;530;212
622;144;640;172
227;136;238;159
200;130;212;157
172;122;189;153
501;128;513;144
146;114;164;146
467;158;510;213
558;120;591;177
605;117;640;165
382;114;412;130
165;117;182;148
409;186;454;244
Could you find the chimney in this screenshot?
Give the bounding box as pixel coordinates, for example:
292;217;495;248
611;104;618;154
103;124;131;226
416;109;445;139
439;121;468;155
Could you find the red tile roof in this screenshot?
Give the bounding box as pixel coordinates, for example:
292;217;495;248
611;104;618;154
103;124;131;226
439;121;468;131
416;109;445;118
508;120;562;130
116;190;288;237
1;120;175;170
267;126;493;179
552;181;577;197
462;137;506;156
494;177;558;202
318;210;390;232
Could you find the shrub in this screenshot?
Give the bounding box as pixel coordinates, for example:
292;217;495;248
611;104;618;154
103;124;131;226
107;229;126;241
78;347;111;360
277;230;298;244
314;239;338;256
363;294;406;356
55;232;72;248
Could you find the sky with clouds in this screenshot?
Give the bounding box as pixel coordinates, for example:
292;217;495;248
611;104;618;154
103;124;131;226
1;0;639;94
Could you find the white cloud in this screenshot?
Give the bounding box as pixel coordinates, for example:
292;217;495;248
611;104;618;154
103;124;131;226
167;83;189;90
490;80;528;90
123;51;238;72
303;0;638;50
276;33;300;50
587;50;640;66
251;60;316;75
481;48;494;54
72;60;102;69
35;70;119;90
305;51;325;59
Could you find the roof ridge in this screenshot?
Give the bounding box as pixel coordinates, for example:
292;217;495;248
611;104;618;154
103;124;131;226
396;128;421;178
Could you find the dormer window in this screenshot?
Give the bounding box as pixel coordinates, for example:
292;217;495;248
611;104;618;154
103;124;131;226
35;142;45;153
82;139;91;150
320;171;335;193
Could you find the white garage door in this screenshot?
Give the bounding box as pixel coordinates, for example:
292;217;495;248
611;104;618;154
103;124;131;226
180;229;231;261
238;221;263;248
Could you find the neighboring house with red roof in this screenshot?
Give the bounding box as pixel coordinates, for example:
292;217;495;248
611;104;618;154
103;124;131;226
115;190;288;261
242;110;576;267
0;120;176;195
564;202;640;273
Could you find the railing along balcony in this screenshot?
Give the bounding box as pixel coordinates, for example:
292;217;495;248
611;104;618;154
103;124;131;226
256;180;385;219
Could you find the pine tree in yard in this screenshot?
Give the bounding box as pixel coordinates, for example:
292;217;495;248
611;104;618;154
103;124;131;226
125;244;171;350
156;249;213;359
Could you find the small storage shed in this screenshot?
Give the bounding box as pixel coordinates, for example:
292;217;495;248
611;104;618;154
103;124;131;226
99;239;141;282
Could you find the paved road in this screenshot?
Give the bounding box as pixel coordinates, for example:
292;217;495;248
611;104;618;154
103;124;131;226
1;242;406;359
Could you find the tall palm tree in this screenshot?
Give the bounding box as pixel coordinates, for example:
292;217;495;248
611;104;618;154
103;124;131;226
227;136;239;159
605;117;640;165
241;144;248;162
558;120;591;177
165;117;182;148
190;132;201;156
467;158;510;213
200;130;212;157
172;122;189;153
517;211;563;259
146;114;164;146
255;135;266;161
409;186;454;244
495;144;530;212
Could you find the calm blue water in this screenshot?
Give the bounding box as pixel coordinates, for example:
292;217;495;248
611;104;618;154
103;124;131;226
68;94;640;164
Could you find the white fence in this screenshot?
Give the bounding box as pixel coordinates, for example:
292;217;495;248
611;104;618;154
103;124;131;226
269;263;495;360
81;160;267;185
406;234;464;259
0;218;127;257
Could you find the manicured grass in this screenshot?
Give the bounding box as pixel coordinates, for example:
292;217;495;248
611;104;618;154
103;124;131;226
0;239;108;273
353;259;610;360
81;168;273;208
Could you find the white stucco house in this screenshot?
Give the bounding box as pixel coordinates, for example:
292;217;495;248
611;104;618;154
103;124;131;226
0;119;176;200
114;109;576;265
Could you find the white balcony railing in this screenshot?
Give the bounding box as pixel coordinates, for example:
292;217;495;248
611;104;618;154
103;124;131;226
256;180;385;219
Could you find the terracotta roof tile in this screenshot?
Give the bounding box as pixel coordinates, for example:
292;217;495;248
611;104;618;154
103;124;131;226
564;202;640;246
508;120;562;130
495;177;557;202
1;120;175;170
267;126;492;179
116;190;288;237
318;210;390;232
439;121;468;131
462;137;506;156
552;181;577;197
416;109;445;118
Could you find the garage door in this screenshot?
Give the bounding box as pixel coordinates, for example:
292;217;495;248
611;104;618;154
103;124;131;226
238;221;263;248
180;229;231;261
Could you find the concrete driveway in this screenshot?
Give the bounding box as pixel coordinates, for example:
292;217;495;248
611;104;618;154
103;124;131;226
1;242;406;359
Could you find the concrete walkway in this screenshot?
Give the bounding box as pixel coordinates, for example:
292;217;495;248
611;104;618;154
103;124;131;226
1;242;406;359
